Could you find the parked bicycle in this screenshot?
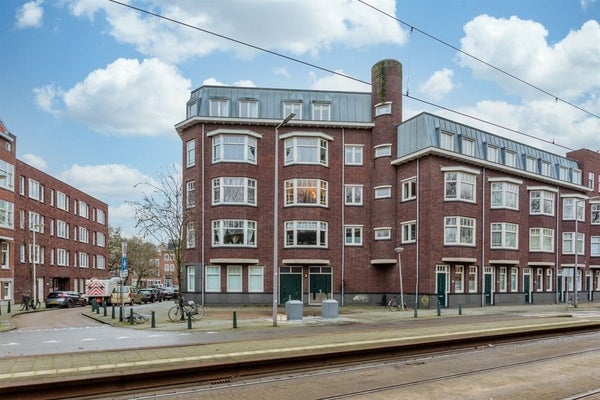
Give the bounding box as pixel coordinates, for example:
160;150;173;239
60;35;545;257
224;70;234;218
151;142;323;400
125;311;148;324
168;297;205;322
387;296;407;311
20;295;41;311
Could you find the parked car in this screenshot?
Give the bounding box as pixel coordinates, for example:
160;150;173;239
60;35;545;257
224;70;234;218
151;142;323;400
45;291;87;308
149;288;163;302
161;287;178;300
110;286;143;305
139;289;157;303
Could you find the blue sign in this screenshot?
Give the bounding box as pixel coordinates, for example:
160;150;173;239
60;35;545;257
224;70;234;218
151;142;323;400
121;256;127;271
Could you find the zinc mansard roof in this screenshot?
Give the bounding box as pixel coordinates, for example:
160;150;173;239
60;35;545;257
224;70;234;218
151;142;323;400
395;112;581;187
176;85;373;132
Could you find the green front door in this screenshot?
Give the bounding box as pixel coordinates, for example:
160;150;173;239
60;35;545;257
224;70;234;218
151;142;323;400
484;273;493;305
310;273;332;304
280;273;302;304
436;273;447;307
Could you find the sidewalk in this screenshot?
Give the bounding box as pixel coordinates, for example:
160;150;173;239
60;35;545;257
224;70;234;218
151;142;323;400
2;301;600;392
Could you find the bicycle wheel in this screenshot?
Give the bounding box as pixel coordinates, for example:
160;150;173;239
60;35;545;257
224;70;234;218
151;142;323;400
134;313;147;324
195;306;206;321
168;306;183;322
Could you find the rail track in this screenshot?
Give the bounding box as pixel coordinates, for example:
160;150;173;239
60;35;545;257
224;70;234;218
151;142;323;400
3;321;600;400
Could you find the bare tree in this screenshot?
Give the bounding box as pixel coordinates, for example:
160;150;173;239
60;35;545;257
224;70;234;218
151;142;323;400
128;166;192;292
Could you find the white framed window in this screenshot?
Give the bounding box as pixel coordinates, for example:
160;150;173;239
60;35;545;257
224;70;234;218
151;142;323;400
96;255;106;270
374;227;391;240
444;216;475;246
546;269;553;292
57;248;68;267
526;156;538;173
499;267;507;292
1;242;9;269
592;204;600;224
312;102;331;121
205;266;221;292
402;178;417;201
239;100;258;118
559;166;569;181
529;228;554;252
78;201;89;219
187;265;196;292
79;252;89;268
374;102;392;116
491;223;518;249
486;145;499;163
468;266;477;292
285;221;327;247
28;179;43;202
530;190;555;216
563;232;584;255
212;220;256;247
57;220;69;239
536;268;544;292
212;177;256;206
79;227;89;243
186;180;196;208
345;225;362;246
440;131;454;151
374;144;391;158
589;172;596;189
345;185;363;205
283;102;302;119
209;98;229;117
573;169;582;185
401;221;416;243
505;150;517;167
0;200;14;229
445;171;475;202
454;266;464;293
541;161;551;176
285;179;327;207
213;134;257;164
374;185;392;199
562;198;585;221
461;137;475;156
491;181;519;209
345;145;363;165
96;209;106;225
284;137;328;166
96;232;106;247
248;266;264;292
510;267;518;291
227;266;242;292
0;161;14;190
591;236;600;257
186;222;195;249
186;139;196;168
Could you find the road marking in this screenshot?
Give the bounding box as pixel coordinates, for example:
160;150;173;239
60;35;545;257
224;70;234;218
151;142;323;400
43;340;61;344
81;338;96;342
1;343;20;346
116;336;132;340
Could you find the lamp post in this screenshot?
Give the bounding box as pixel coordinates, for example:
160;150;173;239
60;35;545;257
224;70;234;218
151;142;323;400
395;247;404;310
573;196;600;307
32;223;44;305
273;113;295;327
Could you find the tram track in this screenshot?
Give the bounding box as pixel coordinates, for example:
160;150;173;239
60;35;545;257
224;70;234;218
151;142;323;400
4;320;599;400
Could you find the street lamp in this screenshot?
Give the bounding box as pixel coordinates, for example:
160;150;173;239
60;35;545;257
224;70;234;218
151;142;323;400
32;223;44;306
395;247;404;311
573;196;600;307
273;113;295;327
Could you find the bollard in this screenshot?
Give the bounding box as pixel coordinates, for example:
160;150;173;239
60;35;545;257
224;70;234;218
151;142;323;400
233;311;237;329
413;301;418;318
151;311;156;328
111;305;115;319
437;300;441;316
96;301;100;314
458;302;462;315
8;300;11;313
119;306;124;322
129;308;134;325
187;312;192;329
103;302;107;317
0;302;2;315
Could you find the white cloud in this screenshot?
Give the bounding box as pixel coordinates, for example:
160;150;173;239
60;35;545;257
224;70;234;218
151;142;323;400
15;0;44;29
419;68;455;100
66;0;407;64
309;70;370;92
21;153;48;171
34;58;191;137
581;0;597;10
459;15;600;100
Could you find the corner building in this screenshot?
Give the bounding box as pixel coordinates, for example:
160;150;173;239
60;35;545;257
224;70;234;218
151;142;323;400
177;59;600;308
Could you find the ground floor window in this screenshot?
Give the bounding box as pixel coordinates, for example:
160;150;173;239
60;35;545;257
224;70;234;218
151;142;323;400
186;265;195;292
510;267;519;291
248;266;264;292
454;266;464;292
205;266;220;292
546;269;553;291
227;265;242;292
536;268;543;291
499;267;507;292
468;266;477;292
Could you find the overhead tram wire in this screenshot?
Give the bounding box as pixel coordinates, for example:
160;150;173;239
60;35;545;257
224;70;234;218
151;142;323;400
357;0;600;121
106;0;575;152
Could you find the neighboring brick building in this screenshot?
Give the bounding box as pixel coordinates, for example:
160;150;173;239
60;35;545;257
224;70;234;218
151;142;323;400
176;59;600;308
0;120;109;305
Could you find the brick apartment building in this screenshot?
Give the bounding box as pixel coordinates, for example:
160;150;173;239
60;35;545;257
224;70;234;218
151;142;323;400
0;120;109;305
176;59;600;308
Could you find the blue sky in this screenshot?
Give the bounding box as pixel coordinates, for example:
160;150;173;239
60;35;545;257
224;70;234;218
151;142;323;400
1;0;599;237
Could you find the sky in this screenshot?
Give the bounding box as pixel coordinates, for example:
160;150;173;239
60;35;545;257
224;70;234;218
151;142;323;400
1;0;599;238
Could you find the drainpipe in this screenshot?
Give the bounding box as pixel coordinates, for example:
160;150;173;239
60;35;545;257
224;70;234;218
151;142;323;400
341;128;345;307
